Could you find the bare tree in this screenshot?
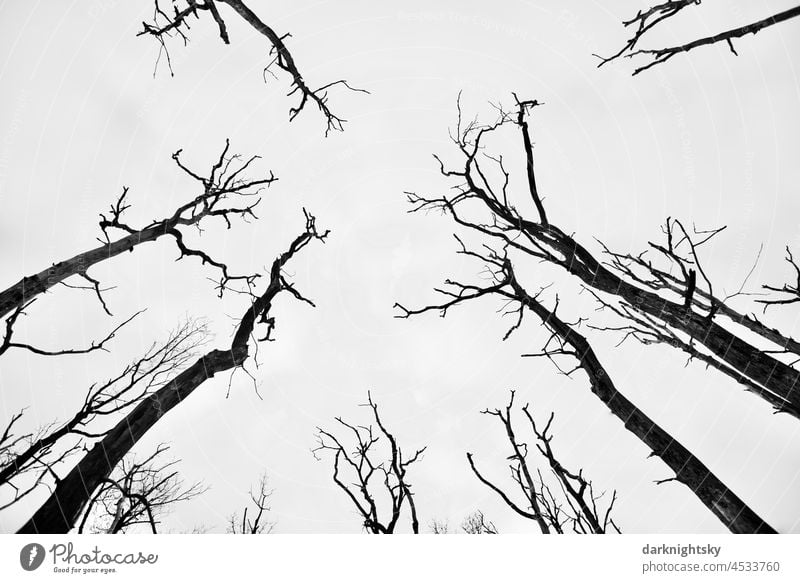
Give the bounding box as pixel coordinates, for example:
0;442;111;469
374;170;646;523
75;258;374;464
0;140;271;522
138;0;367;135
428;518;450;533
76;444;205;534
0;139;272;323
468;391;620;534
429;511;498;534
313;393;425;534
227;472;274;534
0;319;206;510
396;236;775;533
597;2;800;75
460;510;498;534
17;209;328;533
400;94;800;419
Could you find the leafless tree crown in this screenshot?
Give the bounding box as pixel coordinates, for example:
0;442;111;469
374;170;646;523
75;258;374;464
398;94;800;419
17;193;328;534
314;392;425;534
227;472;275;534
395;95;778;534
77;445;205;534
468;391;620;534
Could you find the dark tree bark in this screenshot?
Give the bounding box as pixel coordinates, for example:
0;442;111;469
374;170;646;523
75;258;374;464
396;240;775;533
403;96;800;419
17;211;327;534
505;271;774;534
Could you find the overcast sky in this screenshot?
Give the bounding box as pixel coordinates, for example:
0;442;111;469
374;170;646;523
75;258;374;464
1;0;799;533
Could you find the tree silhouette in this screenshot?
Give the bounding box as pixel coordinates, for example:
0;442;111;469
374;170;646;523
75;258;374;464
76;445;205;534
0;320;205;511
314;393;425;534
597;2;800;75
468;392;620;534
227;472;275;534
400;94;800;419
0;139;273;323
138;0;367;135
396;94;778;533
17;208;328;533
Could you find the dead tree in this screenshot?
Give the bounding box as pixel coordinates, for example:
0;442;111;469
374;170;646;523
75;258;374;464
460;510;498;534
401;94;800;419
467;391;620;534
0;139;273;323
429;511;498;534
227;472;274;534
17;210;328;534
597;2;800;75
0;320;206;510
396;239;775;533
138;0;367;135
76;445;205;534
313;392;425;534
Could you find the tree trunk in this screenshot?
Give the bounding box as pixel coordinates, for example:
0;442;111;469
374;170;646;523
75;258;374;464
523;220;800;417
0;224;171;319
17;347;243;534
16;218;324;533
508;273;777;534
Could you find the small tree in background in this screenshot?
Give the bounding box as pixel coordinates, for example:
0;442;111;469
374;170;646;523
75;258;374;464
77;445;205;534
468;391;620;534
314;393;425;534
227;473;275;534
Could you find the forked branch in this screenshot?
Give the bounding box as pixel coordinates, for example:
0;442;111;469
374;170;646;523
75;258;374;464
597;2;800;75
313;392;425;534
138;0;367;135
468;391;620;534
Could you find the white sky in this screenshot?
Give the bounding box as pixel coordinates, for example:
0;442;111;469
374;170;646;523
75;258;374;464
0;0;799;533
